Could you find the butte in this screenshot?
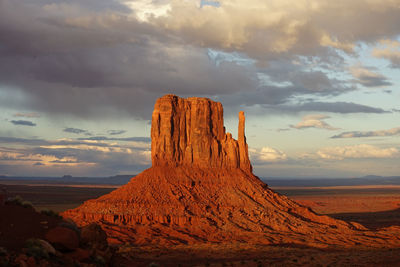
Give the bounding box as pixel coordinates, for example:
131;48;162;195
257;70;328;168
63;94;400;248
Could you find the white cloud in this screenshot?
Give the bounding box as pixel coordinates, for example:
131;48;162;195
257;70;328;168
349;65;391;87
149;0;400;61
317;144;399;160
291;114;339;130
249;146;287;164
372;39;400;68
13;112;40;118
124;0;171;21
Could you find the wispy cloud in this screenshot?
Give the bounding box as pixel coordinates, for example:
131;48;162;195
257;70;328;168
372;40;400;68
107;130;126;135
10;120;36;126
0;137;151;176
63;127;92;135
290;114;339;130
13;112;40;118
350;65;392;87
317;144;399;160
331;127;400;139
78;136;151;142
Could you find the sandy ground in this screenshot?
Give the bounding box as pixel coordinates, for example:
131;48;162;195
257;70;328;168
3;183;400;266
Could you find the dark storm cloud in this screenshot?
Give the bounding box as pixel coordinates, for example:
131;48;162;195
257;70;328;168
10;120;36;126
0;0;258;119
63;127;91;135
0;0;395;121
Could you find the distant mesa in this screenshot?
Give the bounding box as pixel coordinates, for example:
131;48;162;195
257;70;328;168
62;94;400;248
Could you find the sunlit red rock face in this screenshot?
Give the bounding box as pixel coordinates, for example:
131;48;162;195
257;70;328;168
151;95;251;172
62;95;400;248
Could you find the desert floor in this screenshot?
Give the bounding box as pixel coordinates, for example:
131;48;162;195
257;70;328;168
2;182;400;266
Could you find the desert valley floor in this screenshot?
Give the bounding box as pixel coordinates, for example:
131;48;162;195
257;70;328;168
2;181;400;266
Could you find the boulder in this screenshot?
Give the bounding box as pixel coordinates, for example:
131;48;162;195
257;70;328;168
45;227;79;251
80;223;107;249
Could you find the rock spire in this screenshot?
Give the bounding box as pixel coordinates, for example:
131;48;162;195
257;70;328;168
151;94;252;172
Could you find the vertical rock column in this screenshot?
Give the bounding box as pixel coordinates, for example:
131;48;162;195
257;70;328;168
238;111;252;172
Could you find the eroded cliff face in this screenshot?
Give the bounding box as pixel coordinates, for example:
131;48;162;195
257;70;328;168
151;95;251;172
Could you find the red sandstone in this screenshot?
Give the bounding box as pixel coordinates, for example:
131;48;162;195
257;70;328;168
62;94;400;248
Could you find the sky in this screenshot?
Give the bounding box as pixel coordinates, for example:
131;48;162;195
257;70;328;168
0;0;399;178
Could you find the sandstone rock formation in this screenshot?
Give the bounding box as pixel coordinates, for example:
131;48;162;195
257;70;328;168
62;94;400;248
151;95;251;172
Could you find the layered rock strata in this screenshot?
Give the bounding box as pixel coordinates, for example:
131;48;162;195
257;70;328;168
62;94;400;248
151;95;251;172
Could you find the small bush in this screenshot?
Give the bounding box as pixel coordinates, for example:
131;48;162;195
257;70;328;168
6;195;33;208
21;201;33;209
24;239;49;260
93;255;106;266
41;209;61;219
6;195;24;205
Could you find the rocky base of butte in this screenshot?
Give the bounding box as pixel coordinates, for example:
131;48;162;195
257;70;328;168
63;95;400;248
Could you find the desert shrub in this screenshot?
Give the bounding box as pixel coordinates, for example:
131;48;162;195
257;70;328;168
93;255;106;266
21;201;33;209
6;195;33;208
6;195;24;205
41;209;61;219
24;239;49;260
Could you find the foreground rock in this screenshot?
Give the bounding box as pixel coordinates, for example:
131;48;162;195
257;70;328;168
63;94;400;248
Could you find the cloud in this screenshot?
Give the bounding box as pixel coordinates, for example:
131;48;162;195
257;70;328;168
0;137;151;176
249;147;288;164
372;39;400;68
0;0;398;121
258;101;388;114
331;127;400;139
350;66;392;87
13;112;40;118
10;120;36;126
78;136;151;142
317;144;399;160
63;127;92;135
153;0;400;60
291;114;339;130
107;130;126;135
